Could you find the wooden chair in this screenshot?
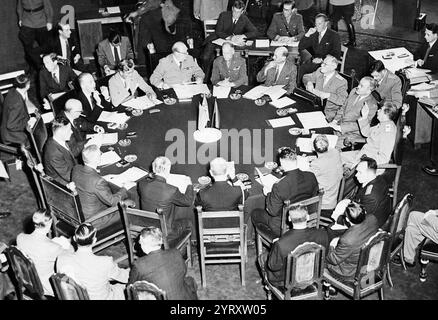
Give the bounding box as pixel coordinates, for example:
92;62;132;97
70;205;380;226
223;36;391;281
196;205;246;287
25;114;47;164
419;238;438;282
20;146;46;209
77;21;102;64
323;230;392;300
126;280;167;300
38;173;126;262
203;19;218;39
5;246;45;300
50;273;90;300
384;193;413;287
118;202;192;267
255;190;324;258
258;242;325;300
339;45;348;74
395;70;411;104
0;70;25;95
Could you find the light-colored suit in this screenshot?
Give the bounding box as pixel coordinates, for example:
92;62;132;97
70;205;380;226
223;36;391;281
193;0;227;21
16;232;70;296
97;37;134;69
211;53;248;87
150;54;205;87
376;70;402;109
56;248;129;300
309;148;343;210
303;68;348;122
108;71;155;107
256;58;297;94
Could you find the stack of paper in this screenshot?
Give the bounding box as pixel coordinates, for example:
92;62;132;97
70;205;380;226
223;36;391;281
41;112;54;124
167;173;191;193
122;95;162;110
296;134;339;153
99;150;121;167
266;117;295;128
172;84;210;100
263;86;287;101
297;111;329;129
98;111;130;124
243;85;286;100
86;133;118;146
213;86;231;99
255;168;279;194
270;39;299;47
103;166;148;190
409;82;436;91
270;97;295;109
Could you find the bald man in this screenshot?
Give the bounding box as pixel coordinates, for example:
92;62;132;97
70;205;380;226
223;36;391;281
256;46;297;94
210;42;248;87
150;42;205;89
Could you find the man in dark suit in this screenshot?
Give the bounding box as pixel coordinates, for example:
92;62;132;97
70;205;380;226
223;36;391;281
369;60;402;109
414;23;438;74
325;201;379;281
251;147;319;238
266;205;328;287
267;0;305;42
298;13;341;85
39;53;77;101
128;226;198;300
97;30;134;76
138;156;194;243
256;46;297;94
71;145;135;229
211;42;248;87
201;0;259;81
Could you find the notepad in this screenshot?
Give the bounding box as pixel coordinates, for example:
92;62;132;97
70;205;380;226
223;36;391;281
122;95;162;110
86;133;118;146
266;117;295;128
99;150;121;167
98;111;130;124
213;86;231;99
297;111;329;129
270;97;296;108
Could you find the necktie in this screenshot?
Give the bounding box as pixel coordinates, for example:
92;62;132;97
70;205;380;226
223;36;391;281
323;76;328;88
226;60;231;69
318;32;323;43
113;46;120;65
274;66;280;82
52;72;59;84
423;45;432;64
65;40;71;62
90;94;95;110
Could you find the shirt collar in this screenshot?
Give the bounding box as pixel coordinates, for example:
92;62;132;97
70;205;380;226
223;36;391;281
319;27;327;39
429;39;437;48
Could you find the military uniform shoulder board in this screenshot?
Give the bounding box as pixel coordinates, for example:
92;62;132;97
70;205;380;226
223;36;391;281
365;184;373;195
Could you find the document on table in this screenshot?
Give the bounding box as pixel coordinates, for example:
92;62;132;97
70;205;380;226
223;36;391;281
255;39;270;48
41;112;54;124
255;168;279;194
297;111;329;129
410;82;436;91
405;67;431;79
103;166;149;190
243;85;269;99
49;92;66;101
86;132;118;146
122;95;162;110
266;116;295;128
0;160;9;179
99;150;121;167
213;86;231;99
172;84;210;100
212;38;242;47
263;85;287;101
270;39;299;47
368;47;414;73
296;134;339;153
98;111;130;124
167;173;191;193
270;97;296;108
243;85;286;100
106;6;121;14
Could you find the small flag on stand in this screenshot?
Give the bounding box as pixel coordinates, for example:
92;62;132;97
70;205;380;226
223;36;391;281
198;95;210;130
211;98;220;129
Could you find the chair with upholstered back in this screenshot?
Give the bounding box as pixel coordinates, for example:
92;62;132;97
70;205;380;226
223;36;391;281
118;202;192;267
196;205;246;287
25;114;48;164
323;230;392;300
5;246;45;300
50;273;90;300
258;242;325;300
126;280;167;300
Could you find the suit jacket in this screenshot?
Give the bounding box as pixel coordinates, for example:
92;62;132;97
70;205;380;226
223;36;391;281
309;149;343;210
74;89;112;123
108;71;155;107
355;175;391;228
71;164;128;222
59;110;93;158
334;90;377;142
39;64;77;99
298;28;341;59
326;214;379;280
375;70;402;109
46;33;81;65
97;37;134;69
265;169;319;233
207;11;259;44
256;58;297;94
211;54;248;86
414;40;438;74
302;69;348;122
138;175;194;234
0;88;30;146
128;248;198;300
17;231;69;296
195;180;244;211
267;12;305;41
43;138;77;185
267;228;328;287
57;248;129;300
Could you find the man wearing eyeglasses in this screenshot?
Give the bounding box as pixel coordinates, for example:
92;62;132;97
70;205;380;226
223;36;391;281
150;42;205;89
267;0;305;43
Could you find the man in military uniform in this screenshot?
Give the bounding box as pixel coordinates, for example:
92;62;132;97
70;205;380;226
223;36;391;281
17;0;54;69
303;55;348;122
150;42;205;89
211;42;248;87
267;1;305;43
342;102;398;167
329;76;378;147
369;60;403;109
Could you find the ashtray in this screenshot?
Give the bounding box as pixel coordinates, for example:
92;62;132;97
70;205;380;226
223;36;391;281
265;162;278;170
118;139;131;147
131;109;143;116
289;127;302;135
236;173;249;181
255;98;266;106
163;97;177;105
198;176;211;185
229;93;242;100
124;154;137;163
276;107;298;116
118;123;128;130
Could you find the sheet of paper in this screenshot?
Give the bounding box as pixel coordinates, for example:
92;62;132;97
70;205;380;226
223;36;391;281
226;161;235;175
50;92;66;101
86;132;118;146
255;39;270;48
266;117;295;128
297;111;329;129
242;85;269;100
103;167;148;189
270;39;299;47
213;86;231;99
263;85;287;101
167;173;191;193
0;160;9;179
255;172;279;194
172;84;210;100
122;95;162;110
99;150;121;167
98;111;130;124
409;82;436;91
331;223;348;230
269;97;296;109
106;6;121;14
41;112;54;124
